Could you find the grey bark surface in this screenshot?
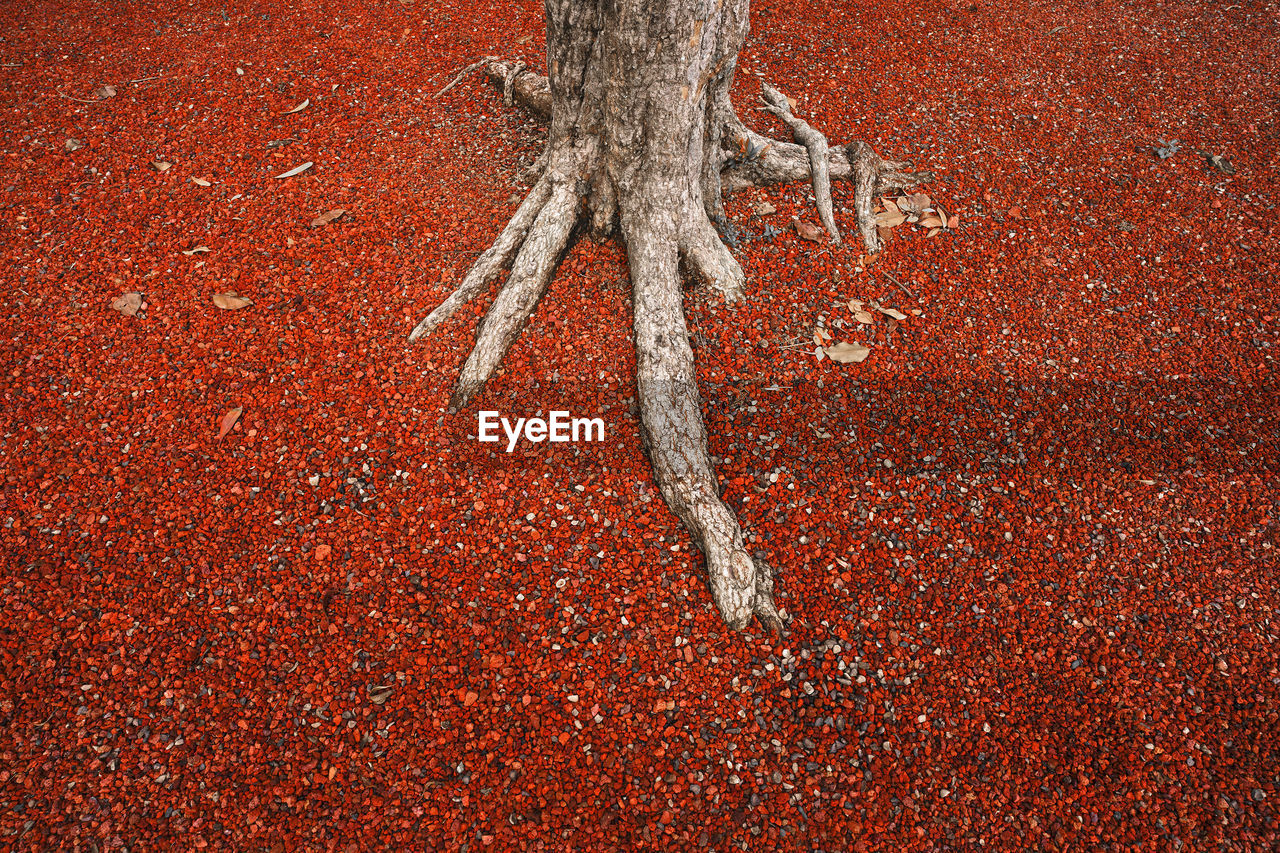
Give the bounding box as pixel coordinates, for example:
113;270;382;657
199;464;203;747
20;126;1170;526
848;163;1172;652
414;1;931;632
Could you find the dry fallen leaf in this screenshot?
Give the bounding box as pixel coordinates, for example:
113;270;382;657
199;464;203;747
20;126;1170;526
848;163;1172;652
853;310;876;324
909;308;924;316
786;95;798;112
926;227;943;238
64;138;84;152
1204;152;1236;175
181;246;210;255
792;216;823;242
755;199;776;216
368;684;395;705
310;209;347;227
824;342;872;364
111;292;143;317
93;84;117;99
282;98;310;115
848;299;865;312
151;160;172;172
918;214;945;229
217;406;243;440
516;33;533;44
274;161;314;179
898;192;932;216
877;225;893;243
212;293;253;310
878;307;908;321
947;214;960;229
875;209;906;228
191;177;211;187
814;346;825;362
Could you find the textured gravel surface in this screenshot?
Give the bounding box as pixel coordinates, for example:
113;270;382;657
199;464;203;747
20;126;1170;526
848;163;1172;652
1;0;1277;849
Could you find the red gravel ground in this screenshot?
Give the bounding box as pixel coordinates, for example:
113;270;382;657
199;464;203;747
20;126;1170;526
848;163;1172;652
2;0;1278;849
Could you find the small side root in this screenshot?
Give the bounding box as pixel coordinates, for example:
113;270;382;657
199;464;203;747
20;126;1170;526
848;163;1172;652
761;84;840;243
447;178;579;412
722;118;932;200
408;176;554;341
847;140;934;254
501;60;527;107
679;214;745;301
435;55;499;98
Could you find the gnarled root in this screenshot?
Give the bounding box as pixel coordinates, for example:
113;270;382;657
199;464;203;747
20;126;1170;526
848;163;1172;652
624;203;782;633
408;175;555;341
760;83;840;243
846;140;930;255
446;174;579;412
723;118;932;253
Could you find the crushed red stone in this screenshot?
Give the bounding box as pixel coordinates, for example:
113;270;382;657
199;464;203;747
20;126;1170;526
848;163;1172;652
1;0;1277;850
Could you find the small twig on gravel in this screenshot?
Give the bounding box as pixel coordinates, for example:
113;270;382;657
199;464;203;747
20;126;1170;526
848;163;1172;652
435;56;499;97
882;271;916;300
55;91;103;104
128;75;164;84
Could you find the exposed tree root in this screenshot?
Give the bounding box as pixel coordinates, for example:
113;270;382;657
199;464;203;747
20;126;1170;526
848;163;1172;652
408;175;554;341
446;175;579;412
760;83;840;243
501;60;527;107
483;60;550;120
723;120;932;253
472;61;931;239
678;212;745;302
622;201;780;632
414;55;934;634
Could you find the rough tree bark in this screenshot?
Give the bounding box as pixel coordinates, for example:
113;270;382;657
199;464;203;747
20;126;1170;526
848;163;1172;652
412;0;929;632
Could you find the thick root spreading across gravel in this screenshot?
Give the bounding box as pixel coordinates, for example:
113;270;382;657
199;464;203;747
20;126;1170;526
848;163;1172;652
410;59;930;633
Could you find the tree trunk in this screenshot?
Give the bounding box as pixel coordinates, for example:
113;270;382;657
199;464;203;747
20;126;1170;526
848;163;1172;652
412;0;930;633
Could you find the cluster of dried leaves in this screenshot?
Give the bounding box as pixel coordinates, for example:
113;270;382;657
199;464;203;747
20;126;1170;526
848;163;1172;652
810;296;923;365
874;192;957;241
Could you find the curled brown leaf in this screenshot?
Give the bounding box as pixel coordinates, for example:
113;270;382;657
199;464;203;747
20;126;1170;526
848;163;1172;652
213;293;253;310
